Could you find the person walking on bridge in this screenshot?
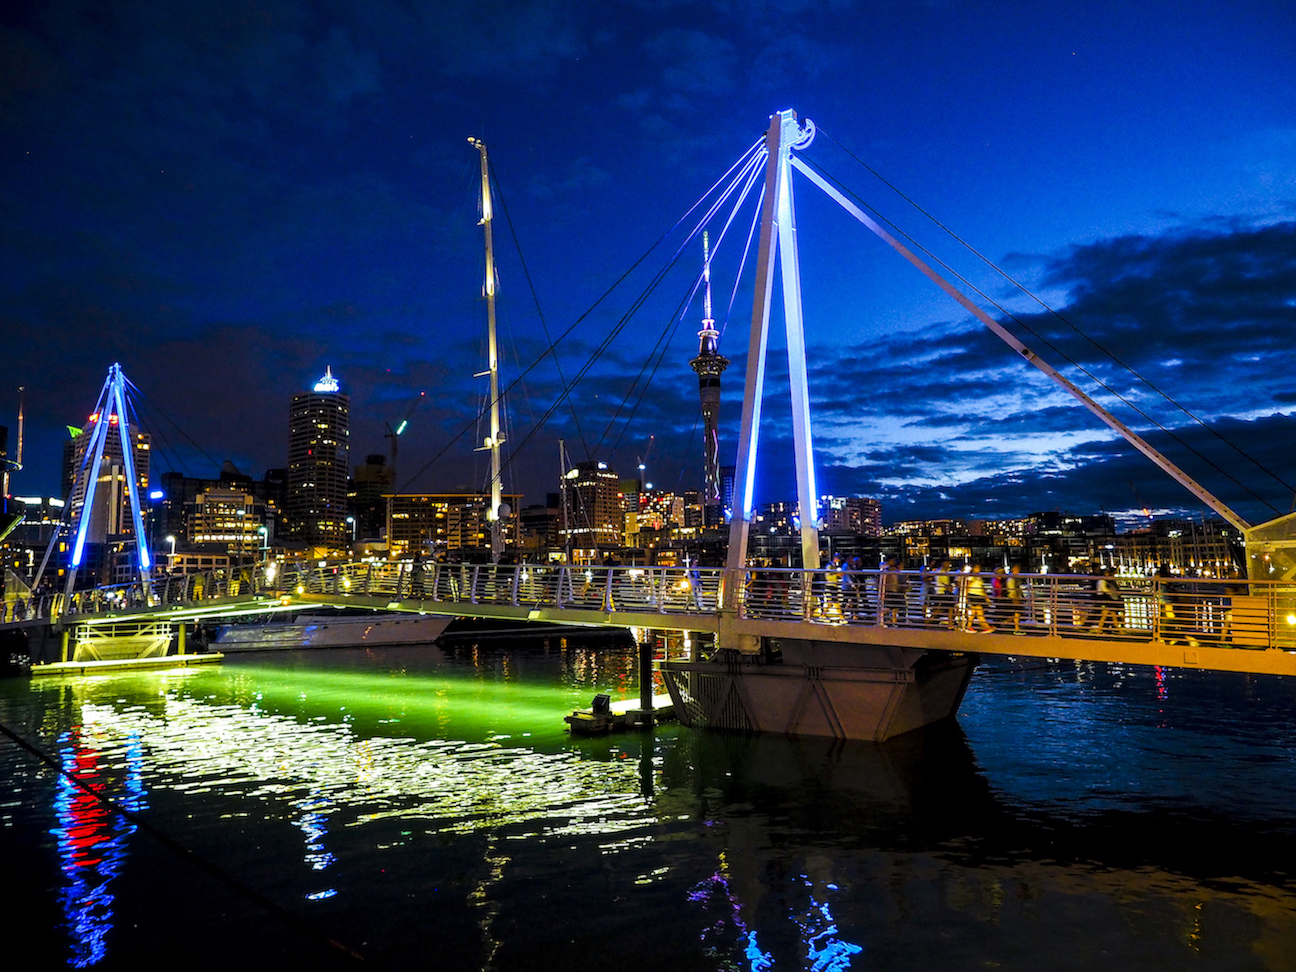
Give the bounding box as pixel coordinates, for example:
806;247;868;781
687;556;703;611
410;552;426;598
964;565;993;633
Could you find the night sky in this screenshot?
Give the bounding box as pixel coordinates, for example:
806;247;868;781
3;0;1295;529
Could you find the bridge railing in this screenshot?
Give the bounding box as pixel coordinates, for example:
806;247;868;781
7;560;1293;654
736;566;1296;651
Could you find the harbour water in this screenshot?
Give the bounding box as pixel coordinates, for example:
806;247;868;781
3;638;1296;971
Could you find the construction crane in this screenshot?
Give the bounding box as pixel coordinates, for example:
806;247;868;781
1127;480;1155;528
384;391;426;485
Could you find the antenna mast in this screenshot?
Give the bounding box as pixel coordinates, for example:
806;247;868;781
469;137;506;562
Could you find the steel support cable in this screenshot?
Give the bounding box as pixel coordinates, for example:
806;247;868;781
125;378;221;475
677;408;702;491
396;204;687;491
600;148;769;460
0;720;369;965
127;395;187;480
123;393;188;487
505;200;725;478
604;157;763;466
721;173;768;340
795;154;1283;517
395;138;765;493
489;168;590;460
674;146;767;343
819;126;1296;499
513;239;694;472
498;141;769;477
603;290;697;464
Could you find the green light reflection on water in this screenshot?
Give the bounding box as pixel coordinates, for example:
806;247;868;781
38;645;657;846
219;661;600;747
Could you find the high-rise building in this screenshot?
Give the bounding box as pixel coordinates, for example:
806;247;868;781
186;487;266;559
350;453;394;541
287;367;350;550
820;496;882;538
62;415;152;545
561;460;623;554
689;234;730;528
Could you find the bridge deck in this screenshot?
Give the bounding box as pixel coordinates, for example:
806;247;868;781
4;561;1295;677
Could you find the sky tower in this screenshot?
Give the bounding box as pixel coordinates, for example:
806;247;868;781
689;233;729;527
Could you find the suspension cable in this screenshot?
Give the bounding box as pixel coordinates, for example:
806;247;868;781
819;126;1296;501
395;138;764;494
490;167;590;460
796;151;1282;517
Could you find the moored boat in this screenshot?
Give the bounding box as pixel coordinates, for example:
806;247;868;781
214;611;452;651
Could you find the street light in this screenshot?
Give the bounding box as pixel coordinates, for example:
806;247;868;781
346;516;356;545
165;534;176;572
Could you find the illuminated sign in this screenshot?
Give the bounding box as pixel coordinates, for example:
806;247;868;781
313;367;340;393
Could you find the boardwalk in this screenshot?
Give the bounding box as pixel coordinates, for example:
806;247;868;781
6;560;1296;677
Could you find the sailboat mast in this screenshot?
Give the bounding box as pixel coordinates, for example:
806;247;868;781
469;137;505;562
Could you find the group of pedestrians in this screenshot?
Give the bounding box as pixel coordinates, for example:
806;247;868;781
808;558;1031;633
924;562;1025;633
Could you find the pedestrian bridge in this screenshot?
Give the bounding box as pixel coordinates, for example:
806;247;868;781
6;560;1296;677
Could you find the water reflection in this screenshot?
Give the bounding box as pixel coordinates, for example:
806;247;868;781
3;646;1295;971
52;726;146;968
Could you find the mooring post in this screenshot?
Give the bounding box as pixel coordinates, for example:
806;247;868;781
176;622;186;656
634;639;654;729
60;628;70;663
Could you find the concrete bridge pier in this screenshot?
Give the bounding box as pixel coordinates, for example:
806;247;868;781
660;638;976;743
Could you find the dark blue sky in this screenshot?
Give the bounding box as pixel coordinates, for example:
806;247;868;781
3;0;1295;527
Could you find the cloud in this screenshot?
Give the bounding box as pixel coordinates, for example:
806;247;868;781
787;220;1296;520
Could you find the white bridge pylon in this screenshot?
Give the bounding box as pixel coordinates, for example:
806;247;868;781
727;109;822;573
726;108;1272;579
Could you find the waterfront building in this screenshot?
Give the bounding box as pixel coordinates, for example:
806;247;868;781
350;453;394;541
820;496;882;537
287;367;350;551
0;496;66;579
518;495;562;556
185;487;266;560
1110;519;1243;576
560;461;623;557
154;466;282;559
154;550;231;575
385;492;521;559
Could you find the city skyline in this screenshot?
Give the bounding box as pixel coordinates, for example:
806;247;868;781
3;1;1295;525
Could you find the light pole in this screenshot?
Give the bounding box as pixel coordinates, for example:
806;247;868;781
165;534;176;573
346;516;356;547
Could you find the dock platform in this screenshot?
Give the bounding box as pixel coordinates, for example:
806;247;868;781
565;693;676;734
30;653;225;678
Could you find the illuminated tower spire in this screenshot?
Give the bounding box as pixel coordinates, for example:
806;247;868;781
689;232;730;527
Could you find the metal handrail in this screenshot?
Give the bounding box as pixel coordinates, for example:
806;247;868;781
5;561;1292;653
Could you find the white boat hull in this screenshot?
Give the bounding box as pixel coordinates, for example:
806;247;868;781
214;613;453;651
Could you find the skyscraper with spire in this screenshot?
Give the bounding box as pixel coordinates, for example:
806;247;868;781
287;367;350;550
689;233;730;528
